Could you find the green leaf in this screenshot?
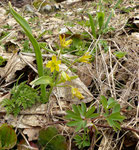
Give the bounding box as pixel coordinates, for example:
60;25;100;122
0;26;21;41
75;120;87;132
88;113;99;118
0;124;17;149
114;51;127;59
106;118;117;131
113;121;121;130
38;127;67;150
105;0;121;29
107;97;117;109
81;103;87;116
97;12;105;30
100;95;107;110
67;120;82;127
85;106;95;118
112;104;120;113
74;135;82;142
65;110;81;120
0;56;7;66
30;76;53;86
67;119;86;132
9;2;46;100
72;104;80;115
77;105;82;113
107;118;121;131
107;97;115;105
109;112;126;122
88;13;97;39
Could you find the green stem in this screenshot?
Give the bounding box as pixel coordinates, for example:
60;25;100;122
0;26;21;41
43;47;58;54
47;70;57;100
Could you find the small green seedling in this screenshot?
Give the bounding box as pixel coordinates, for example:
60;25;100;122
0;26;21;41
2;81;40;116
88;0;121;39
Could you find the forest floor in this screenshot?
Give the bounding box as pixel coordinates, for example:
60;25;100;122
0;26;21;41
0;0;139;150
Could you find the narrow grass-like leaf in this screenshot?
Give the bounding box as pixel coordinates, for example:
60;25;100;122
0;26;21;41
9;2;46;100
88;13;96;39
105;0;121;28
97;12;105;30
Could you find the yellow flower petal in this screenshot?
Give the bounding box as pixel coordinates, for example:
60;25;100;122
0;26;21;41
46;55;61;72
59;34;72;48
71;87;84;99
52;55;56;62
78;52;92;63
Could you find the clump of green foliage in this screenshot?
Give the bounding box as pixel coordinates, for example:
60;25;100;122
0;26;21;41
88;0;121;39
2;82;40;116
0;56;7;66
65;96;126;149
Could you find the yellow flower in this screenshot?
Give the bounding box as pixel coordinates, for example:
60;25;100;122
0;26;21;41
61;71;71;82
46;55;61;72
71;87;84;99
78;52;92;63
59;34;72;48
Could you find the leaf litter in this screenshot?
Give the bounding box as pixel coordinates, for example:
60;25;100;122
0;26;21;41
0;0;138;149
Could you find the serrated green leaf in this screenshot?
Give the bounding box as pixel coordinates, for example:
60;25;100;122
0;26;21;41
85;106;95;118
72;104;80;115
83;140;90;147
30;76;53;86
112;104;120;113
109;112;126;122
65;110;81;120
0;124;17;149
